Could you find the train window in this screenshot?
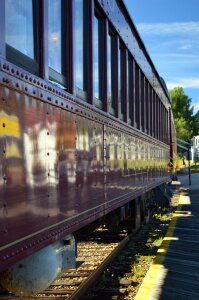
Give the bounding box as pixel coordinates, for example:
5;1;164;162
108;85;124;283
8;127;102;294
160;103;163;142
93;12;103;108
48;0;67;86
154;93;157;139
128;56;134;126
153;93;155;138
165;108;168;144
163;105;165;143
162;106;164;143
152;93;155;138
119;44;127;121
140;72;145;132
74;0;87;99
135;63;140;130
107;30;117;115
145;79;149;134
48;0;61;73
149;85;153;137
163;107;165;143
156;96;159;140
157;98;159;140
5;0;38;73
107;32;113;113
158;99;161;140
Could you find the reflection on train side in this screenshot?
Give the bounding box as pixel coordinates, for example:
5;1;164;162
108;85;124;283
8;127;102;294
23;102;77;188
76;117;104;191
0;106;169;194
56;109;76;187
0;111;24;187
24;127;49;187
0;98;169;224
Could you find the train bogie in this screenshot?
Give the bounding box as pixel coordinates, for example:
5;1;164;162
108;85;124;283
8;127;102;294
0;235;76;296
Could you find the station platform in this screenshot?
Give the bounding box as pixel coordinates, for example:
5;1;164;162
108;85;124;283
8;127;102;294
135;173;199;300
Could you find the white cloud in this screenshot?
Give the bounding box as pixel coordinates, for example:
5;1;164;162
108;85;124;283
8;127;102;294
137;22;199;36
167;78;199;89
179;44;192;50
153;53;199;62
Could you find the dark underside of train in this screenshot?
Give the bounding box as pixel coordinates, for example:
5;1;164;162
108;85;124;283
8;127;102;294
0;0;176;295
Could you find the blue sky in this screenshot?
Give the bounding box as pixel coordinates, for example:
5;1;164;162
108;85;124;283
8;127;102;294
124;0;199;114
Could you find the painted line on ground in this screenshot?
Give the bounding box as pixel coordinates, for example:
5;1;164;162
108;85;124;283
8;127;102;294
134;191;188;300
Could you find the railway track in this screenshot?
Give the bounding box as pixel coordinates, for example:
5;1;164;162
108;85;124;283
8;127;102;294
0;228;132;300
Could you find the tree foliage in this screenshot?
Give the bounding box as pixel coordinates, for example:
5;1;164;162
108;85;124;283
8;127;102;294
170;87;199;141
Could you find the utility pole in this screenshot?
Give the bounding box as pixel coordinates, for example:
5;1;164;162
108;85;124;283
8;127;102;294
188;145;191;186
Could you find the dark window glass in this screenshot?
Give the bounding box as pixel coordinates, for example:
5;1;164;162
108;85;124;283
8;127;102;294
93;15;99;99
145;80;149;134
107;31;116;115
118;45;121;110
149;86;153;136
119;45;126;120
135;63;140;129
128;57;134;126
166;109;168;144
158;100;160;141
93;13;103;107
160;103;163;142
5;0;37;73
107;32;112;111
6;0;34;58
74;0;87;98
48;0;67;86
156;98;159;140
140;72;145;131
163;107;165;143
48;0;61;73
153;93;157;138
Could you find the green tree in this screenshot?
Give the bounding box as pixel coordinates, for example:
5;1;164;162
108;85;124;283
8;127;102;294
170;87;199;141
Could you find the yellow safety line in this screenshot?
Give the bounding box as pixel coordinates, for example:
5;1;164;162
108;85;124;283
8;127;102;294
134;192;185;300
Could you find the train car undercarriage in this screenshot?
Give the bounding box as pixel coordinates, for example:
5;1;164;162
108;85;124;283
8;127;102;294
0;184;170;295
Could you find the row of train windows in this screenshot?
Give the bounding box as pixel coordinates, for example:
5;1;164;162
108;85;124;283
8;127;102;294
4;0;168;143
5;0;87;89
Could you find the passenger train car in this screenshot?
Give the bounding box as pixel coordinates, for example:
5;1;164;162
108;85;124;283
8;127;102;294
0;0;176;295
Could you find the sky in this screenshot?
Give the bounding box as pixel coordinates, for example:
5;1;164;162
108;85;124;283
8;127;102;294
124;0;199;114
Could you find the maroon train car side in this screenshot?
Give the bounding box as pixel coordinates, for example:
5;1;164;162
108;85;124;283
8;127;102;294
0;0;176;295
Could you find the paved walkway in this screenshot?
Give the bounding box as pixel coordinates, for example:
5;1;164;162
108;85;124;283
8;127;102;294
135;173;199;300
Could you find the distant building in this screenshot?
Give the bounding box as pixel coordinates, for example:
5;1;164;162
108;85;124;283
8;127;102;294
191;136;199;162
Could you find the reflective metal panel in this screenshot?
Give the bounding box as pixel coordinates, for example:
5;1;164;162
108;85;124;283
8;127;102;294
75;116;104;212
